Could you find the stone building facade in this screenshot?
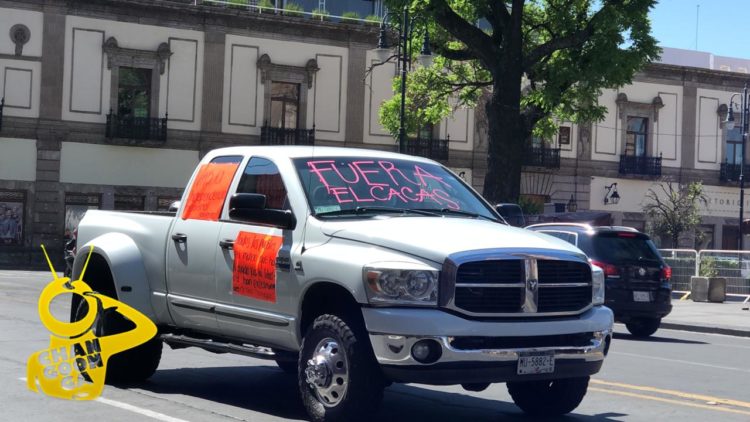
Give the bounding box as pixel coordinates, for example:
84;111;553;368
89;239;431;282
1;0;749;267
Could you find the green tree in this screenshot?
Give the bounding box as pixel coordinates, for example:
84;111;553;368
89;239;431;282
379;0;659;202
643;182;707;248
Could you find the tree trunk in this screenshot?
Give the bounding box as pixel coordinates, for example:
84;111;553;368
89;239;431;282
482;82;530;204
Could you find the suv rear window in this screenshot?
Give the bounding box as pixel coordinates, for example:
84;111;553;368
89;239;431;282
590;233;661;264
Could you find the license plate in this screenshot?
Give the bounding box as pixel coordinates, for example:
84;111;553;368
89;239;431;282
633;291;651;302
518;352;555;375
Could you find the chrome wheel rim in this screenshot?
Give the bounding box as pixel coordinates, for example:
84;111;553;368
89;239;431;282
305;337;349;407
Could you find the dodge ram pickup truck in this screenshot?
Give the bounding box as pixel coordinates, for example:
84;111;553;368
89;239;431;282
72;146;613;421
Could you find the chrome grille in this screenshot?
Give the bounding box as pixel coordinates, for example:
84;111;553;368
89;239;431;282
452;259;592;315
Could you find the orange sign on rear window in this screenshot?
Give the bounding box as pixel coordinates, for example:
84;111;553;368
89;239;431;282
232;231;283;303
181;162;239;221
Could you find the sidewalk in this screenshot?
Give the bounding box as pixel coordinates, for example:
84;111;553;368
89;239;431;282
660;298;750;337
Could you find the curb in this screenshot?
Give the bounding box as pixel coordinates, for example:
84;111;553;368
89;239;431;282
660;322;750;338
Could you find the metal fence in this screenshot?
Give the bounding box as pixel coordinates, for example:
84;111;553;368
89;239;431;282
659;248;750;296
658;249;698;292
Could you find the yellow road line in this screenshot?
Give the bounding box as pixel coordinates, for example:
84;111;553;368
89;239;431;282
592;379;750;409
589;388;750;417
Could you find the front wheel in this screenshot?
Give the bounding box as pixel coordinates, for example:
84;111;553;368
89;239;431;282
626;317;661;338
299;314;384;422
507;376;590;416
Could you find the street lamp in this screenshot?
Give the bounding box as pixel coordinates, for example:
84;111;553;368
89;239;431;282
725;84;749;251
375;7;432;154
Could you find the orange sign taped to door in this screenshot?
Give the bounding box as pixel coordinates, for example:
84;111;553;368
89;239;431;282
232;231;283;303
181;162;239;221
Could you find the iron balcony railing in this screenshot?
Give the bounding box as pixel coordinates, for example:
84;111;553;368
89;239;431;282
619;154;662;176
404;137;449;161
260;125;315;146
720;161;750;182
106;112;168;141
523;146;561;168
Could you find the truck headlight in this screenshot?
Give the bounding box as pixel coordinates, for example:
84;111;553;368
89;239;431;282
363;263;439;306
592;264;605;305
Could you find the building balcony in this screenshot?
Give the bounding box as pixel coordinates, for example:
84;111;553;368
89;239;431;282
720;161;750;182
404;137;449;161
105;112;168;142
619;154;662;176
522;146;561;169
260;125;315;146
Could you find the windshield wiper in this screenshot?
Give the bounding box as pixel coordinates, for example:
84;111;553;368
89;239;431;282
414;208;501;222
316;206;440;218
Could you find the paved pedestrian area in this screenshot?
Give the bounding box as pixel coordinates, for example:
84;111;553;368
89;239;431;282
662;298;750;337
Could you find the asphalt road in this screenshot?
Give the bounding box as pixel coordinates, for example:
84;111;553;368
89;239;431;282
2;270;750;421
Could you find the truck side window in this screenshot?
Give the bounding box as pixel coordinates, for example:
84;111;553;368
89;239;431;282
236;157;288;210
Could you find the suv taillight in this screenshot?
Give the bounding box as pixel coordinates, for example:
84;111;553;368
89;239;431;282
591;260;619;277
661;265;672;280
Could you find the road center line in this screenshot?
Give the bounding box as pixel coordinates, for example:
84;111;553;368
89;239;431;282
611;351;750;373
589;387;750;417
19;377;190;422
592;379;750;409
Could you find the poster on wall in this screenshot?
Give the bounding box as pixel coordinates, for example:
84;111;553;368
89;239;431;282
64;194;101;238
0;191;25;245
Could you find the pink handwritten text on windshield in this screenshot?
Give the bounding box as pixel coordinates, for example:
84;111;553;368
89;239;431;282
306;160;460;210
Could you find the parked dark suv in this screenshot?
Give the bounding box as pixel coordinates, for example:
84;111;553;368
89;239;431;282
526;223;672;337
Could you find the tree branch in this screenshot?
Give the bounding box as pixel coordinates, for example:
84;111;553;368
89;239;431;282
432;44;479;61
487;1;511;34
425;0;498;68
523;0;625;71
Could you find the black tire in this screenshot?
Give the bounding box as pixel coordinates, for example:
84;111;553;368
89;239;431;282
299;314;384;422
74;298;162;384
625;317;661;338
507;376;590;416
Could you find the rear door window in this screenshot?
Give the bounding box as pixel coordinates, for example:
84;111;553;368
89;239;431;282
591;233;661;264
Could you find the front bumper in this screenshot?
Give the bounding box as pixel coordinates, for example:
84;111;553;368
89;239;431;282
363;306;613;385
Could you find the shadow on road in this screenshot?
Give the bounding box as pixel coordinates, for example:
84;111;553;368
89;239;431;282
131;365;629;421
613;332;708;345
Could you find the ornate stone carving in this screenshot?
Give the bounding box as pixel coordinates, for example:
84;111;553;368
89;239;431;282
103;37;172;75
9;24;30;56
257;53;319;88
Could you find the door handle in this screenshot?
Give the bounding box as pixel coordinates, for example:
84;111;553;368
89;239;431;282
171;233;187;243
219;239;235;250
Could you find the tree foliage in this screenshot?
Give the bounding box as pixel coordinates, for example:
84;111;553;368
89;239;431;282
378;0;660;202
643;182;707;247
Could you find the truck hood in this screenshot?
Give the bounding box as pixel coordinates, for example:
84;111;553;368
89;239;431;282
320;217;585;263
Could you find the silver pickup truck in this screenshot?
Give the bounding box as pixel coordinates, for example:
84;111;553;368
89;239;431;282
73;146;613;421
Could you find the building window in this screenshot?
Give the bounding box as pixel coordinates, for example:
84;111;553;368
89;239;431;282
269;82;300;129
726;127;742;164
0;190;25;245
114;195;145;211
65;194;101;237
118;67;152;118
625;116;648;157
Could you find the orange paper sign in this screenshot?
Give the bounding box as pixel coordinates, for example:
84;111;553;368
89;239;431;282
232;231;283;302
182;162;239;221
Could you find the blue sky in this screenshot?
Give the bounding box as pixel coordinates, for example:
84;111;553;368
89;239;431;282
650;0;750;59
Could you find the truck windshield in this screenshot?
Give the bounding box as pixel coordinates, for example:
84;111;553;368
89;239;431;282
293;157;498;220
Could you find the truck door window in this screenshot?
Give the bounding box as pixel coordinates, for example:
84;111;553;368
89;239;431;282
236;157;289;211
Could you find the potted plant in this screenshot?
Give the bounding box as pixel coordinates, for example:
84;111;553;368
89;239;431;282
311;7;330;21
341;11;361;24
691;256;726;303
283;2;304;17
364;14;380;25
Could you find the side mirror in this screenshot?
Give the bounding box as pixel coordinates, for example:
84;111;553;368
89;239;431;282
228;193;296;230
168;201;181;212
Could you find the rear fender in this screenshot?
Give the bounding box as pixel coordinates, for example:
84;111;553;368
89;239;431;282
72;232;157;321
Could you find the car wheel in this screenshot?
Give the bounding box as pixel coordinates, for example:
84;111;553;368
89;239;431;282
74;298;162;384
507;376;590;416
626;317;661;337
299;314;384;422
